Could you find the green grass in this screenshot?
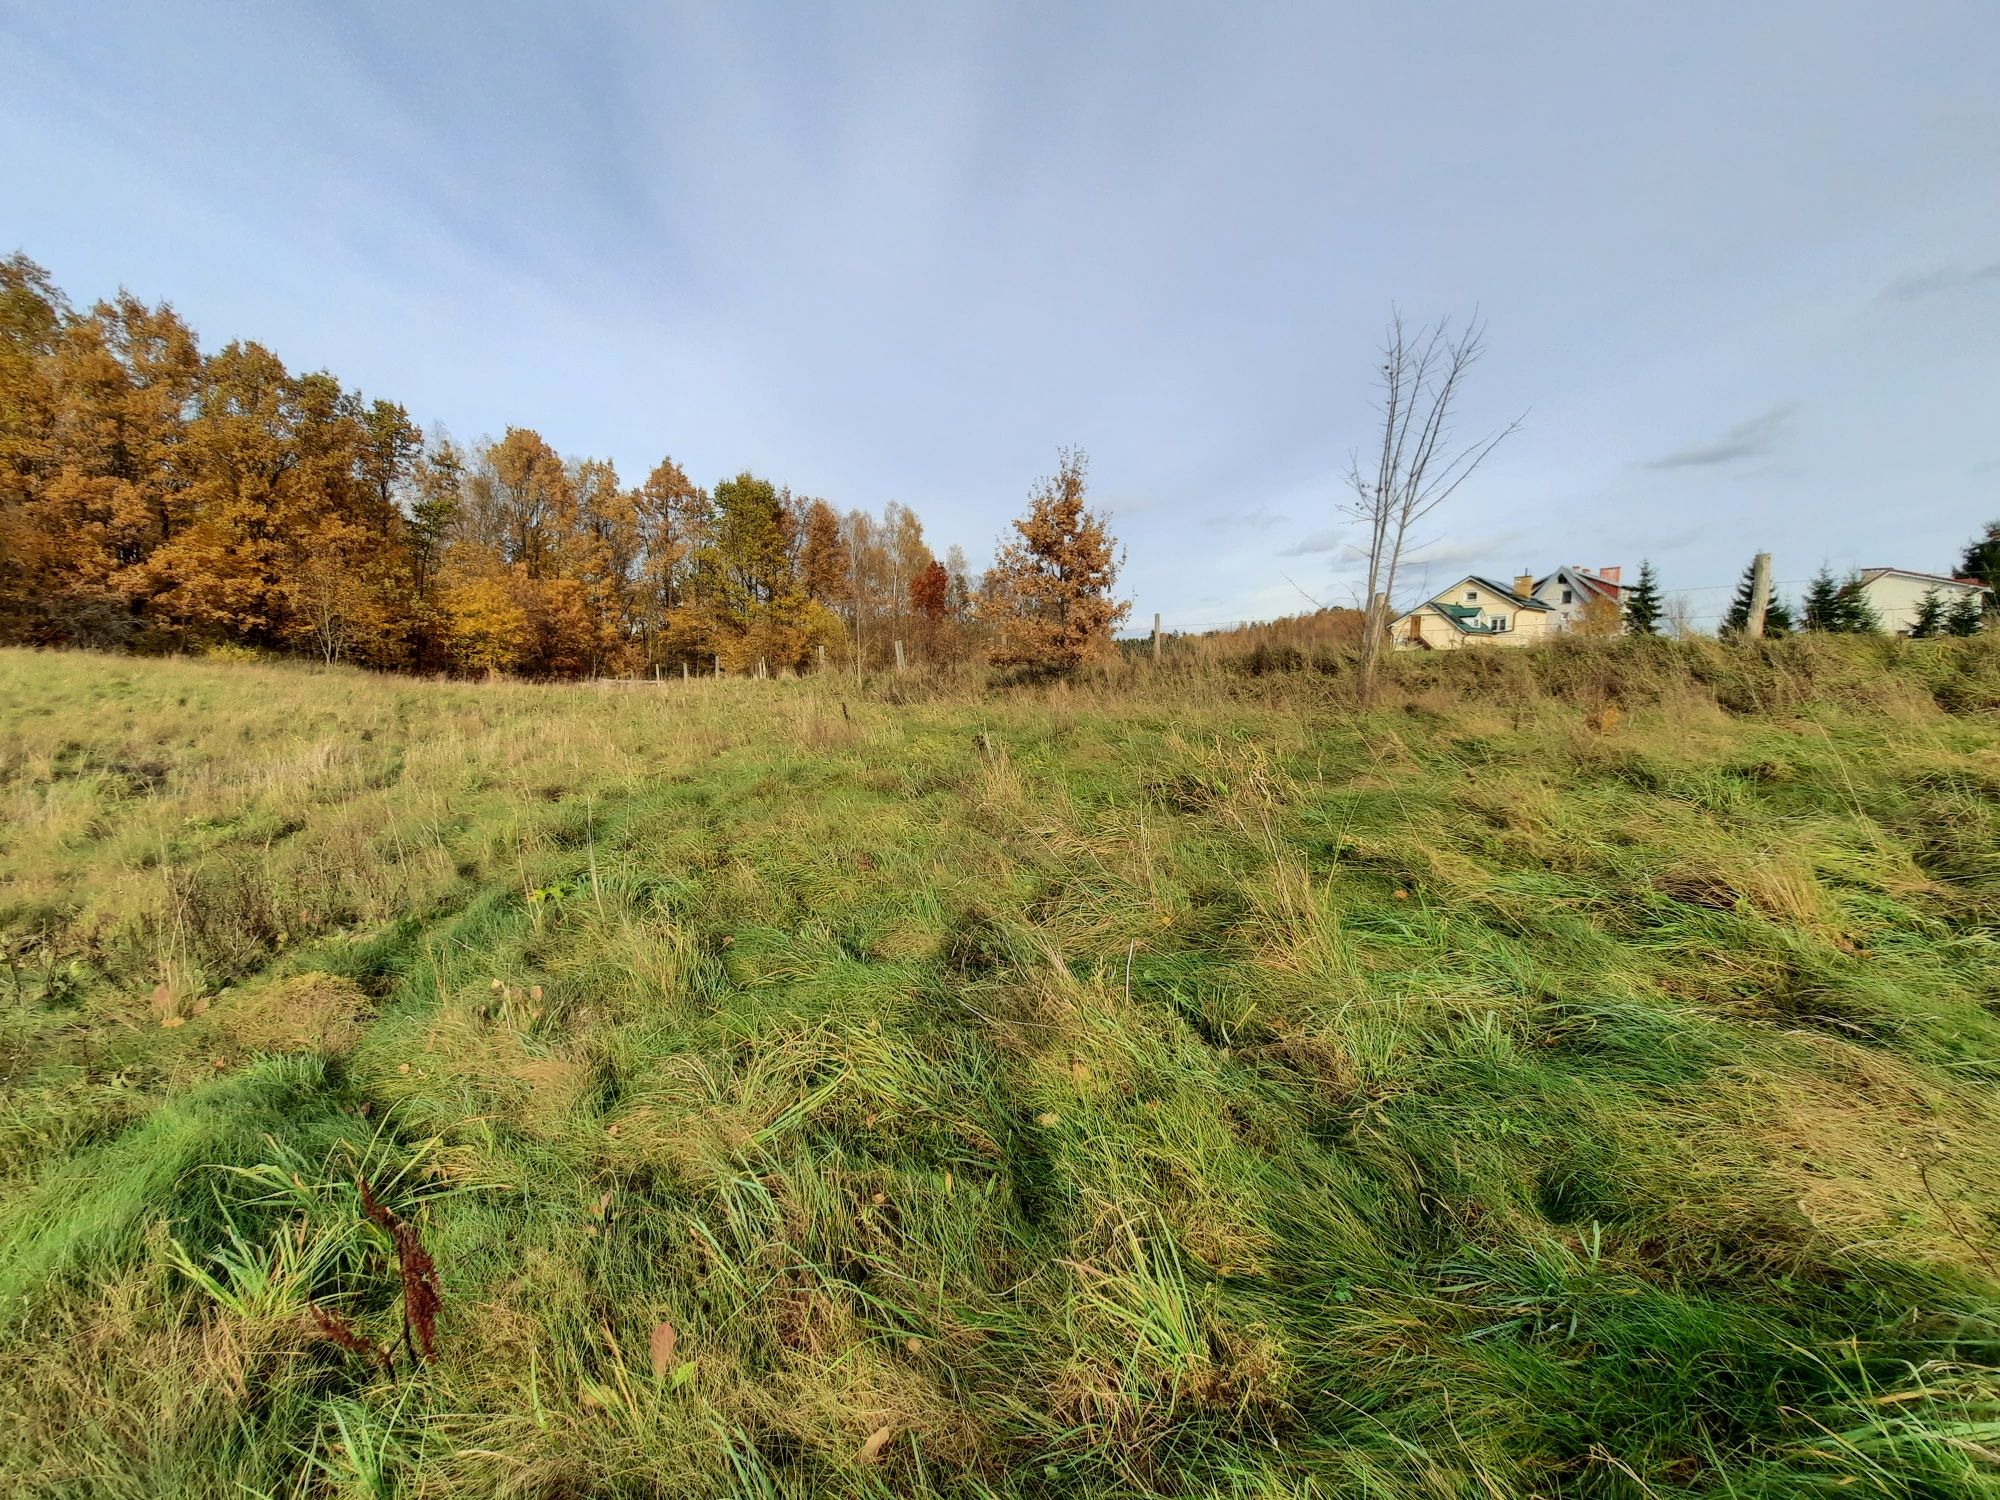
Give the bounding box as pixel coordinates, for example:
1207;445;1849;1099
2;638;1999;1497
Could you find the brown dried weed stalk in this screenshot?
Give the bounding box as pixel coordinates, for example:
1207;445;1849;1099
359;1174;443;1364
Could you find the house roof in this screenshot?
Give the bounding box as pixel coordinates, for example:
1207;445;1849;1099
1390;601;1507;635
1856;567;1984;590
1533;566;1623;603
1461;575;1553;610
1391;574;1550;633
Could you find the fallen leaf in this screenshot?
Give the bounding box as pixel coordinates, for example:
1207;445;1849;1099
649;1321;677;1379
856;1424;894;1464
160;1015;185;1029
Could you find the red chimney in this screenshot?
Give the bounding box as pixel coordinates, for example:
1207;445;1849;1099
1599;566;1621;584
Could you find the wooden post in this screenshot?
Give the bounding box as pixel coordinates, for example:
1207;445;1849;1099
682;661;689;684
715;654;722;679
1152;612;1162;664
758;656;768;680
893;639;906;673
1745;553;1772;639
817;643;826;673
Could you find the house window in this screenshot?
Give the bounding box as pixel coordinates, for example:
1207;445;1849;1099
1493;615;1508;630
1561;588;1573;604
1465;590;1478;601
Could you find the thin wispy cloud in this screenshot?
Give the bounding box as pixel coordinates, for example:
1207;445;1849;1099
1277;529;1344;558
1645;405;1796;470
1402;531;1527;572
1880;260;2000;303
1204;504;1288;533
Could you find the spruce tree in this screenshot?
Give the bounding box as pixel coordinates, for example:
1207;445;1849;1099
1622;559;1663;635
1801;568;1842;631
1724;561;1794;636
1833;577;1880;633
1910;588;1946;639
1959;520;2000;592
1723;563;1757;634
1945;590;1985;637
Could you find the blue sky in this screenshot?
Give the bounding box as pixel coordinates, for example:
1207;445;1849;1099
4;2;1997;628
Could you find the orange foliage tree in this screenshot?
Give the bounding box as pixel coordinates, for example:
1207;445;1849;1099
984;449;1129;671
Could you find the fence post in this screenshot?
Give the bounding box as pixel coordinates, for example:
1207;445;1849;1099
893;639;906;673
682;661;689;684
1745;553;1772;640
758;656;768;680
1152;612;1162;664
715;654;722;679
817;643;826;673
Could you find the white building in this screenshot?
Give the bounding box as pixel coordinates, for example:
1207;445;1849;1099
1853;568;1984;635
1530;566;1625;633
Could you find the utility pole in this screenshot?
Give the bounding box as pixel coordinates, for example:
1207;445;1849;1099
1746;553;1773;640
1152;612;1162;664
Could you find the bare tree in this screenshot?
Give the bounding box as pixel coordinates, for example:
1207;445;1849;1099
1662;592;1699;638
1345;313;1520;701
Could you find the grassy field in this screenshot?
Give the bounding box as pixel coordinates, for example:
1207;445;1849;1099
3;639;2000;1498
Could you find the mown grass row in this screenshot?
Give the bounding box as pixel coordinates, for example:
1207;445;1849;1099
2;640;1998;1497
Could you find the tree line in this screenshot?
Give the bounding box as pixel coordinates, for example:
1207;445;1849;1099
0;255;1126;676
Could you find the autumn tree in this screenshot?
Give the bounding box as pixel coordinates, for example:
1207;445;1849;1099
404;434;465;670
1573;593;1623;637
0;254;67;637
985;448;1129;671
634;455;710;669
909;557;958;662
799;499;850;606
572;456;642;675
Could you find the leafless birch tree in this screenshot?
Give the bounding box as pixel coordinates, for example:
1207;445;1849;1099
1346;313;1520;701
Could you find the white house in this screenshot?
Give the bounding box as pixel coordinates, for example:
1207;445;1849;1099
1530;566;1625;633
1853;568;1984;635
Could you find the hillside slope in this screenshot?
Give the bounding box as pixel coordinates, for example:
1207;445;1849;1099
2;642;1998;1497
